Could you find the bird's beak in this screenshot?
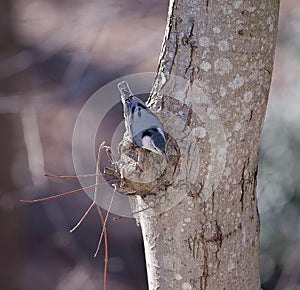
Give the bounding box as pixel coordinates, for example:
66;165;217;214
118;81;132;99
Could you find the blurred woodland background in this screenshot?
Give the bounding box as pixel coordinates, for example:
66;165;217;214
0;0;299;289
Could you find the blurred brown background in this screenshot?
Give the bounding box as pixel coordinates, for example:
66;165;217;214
0;1;299;289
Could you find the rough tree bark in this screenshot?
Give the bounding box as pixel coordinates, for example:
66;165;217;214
119;1;280;289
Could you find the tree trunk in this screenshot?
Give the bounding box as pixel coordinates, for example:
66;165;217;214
124;1;279;289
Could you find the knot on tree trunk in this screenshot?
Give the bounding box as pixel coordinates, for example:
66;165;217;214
116;130;180;197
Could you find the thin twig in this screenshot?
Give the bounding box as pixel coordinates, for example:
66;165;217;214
20;183;103;203
94;190;115;258
70;201;96;233
45;173;102;179
93;142;109;290
113;205;151;221
96;205;108;290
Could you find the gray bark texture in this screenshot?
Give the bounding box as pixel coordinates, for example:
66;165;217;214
119;0;280;289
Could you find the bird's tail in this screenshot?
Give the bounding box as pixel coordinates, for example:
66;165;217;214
118;81;133;99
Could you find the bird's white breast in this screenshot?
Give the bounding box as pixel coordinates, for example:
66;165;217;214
141;135;156;153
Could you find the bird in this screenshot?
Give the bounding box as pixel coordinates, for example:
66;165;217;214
118;81;167;162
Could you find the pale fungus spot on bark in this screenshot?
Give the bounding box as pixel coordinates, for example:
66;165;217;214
229;75;244;89
214;58;233;75
220;147;227;154
243;91;253;102
267;16;274;32
200;61;212;72
213;27;220;33
202;49;209;59
160;72;167;87
223;6;232;15
168;52;175;58
234;122;242;131
228;260;236;272
209;114;217;120
242;229;247;246
199;36;211;47
182;282;192;290
248;7;257;12
175;273;183;281
184;217;191;223
192;127;206;138
187;199;194;207
224;167;231;177
219;85;227;97
218;40;229;52
234;0;243;9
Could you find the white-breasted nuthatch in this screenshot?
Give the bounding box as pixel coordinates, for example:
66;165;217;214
118;81;167;161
